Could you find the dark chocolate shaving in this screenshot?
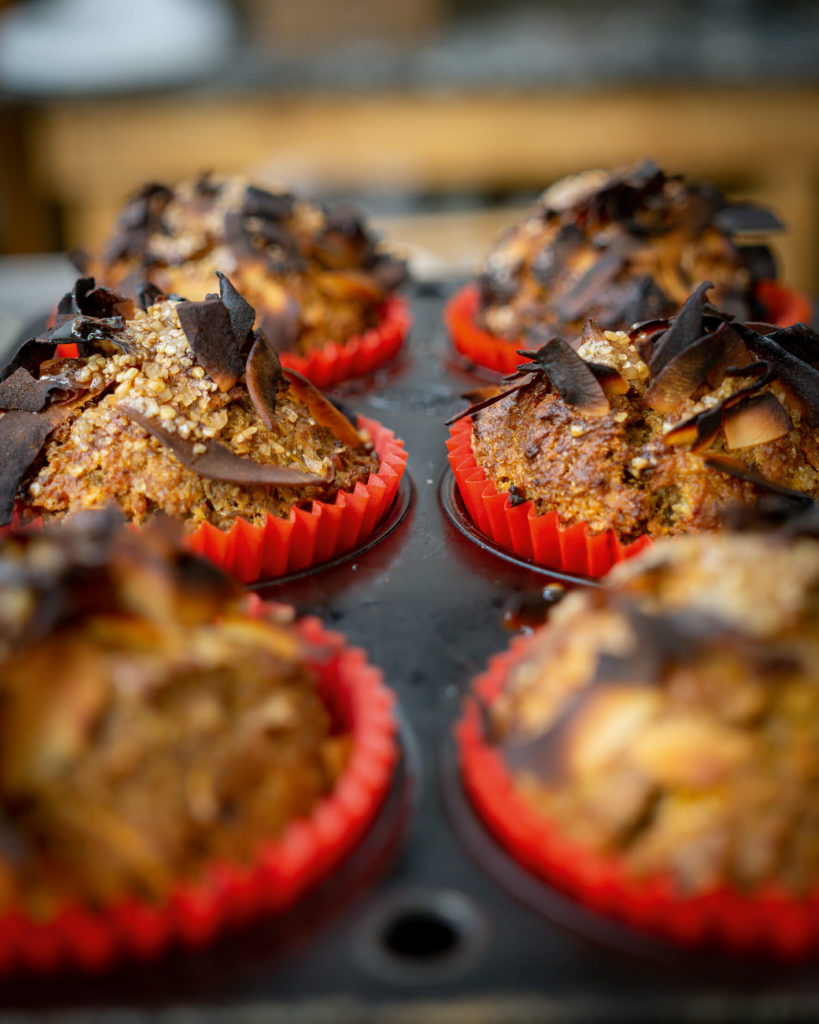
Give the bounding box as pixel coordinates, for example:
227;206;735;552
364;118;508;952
732;322;819;426
552;247;627;323
715;203;784;234
241;185;295;222
0;368;75;413
0;410;62;524
281;369;364;448
0;338;55;385
216;271;256;351
176;299;244;392
705;452;812;502
518;334;610;417
647;281;715;378
246;331;284;430
119;405;328;487
136;281;165;310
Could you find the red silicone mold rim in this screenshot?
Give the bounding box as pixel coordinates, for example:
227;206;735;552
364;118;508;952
457;631;819;959
279;296;411;389
186;414;407;583
446;417;651;578
0;604;397;975
445;282;814;377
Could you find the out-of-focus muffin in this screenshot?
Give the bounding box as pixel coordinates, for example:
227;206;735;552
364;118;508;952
85;174;408;359
0;512;396;969
476;160;781;341
459;525;819;954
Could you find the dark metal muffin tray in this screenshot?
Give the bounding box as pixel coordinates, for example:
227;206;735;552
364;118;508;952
2;283;818;1023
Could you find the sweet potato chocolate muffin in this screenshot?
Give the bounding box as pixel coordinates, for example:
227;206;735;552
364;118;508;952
0;276;379;531
489;528;819;895
86;174;408;356
476;160;781;342
0;512;348;917
454;284;819;543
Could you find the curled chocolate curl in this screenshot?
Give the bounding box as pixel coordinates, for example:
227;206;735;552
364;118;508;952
119;405;328;487
246;331;284;430
176;298;244;393
518;333;610;418
281;369;364;449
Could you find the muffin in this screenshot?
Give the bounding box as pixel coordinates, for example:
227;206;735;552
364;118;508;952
458;527;819;956
447;282;819;576
0;511;396;971
83;174;410;387
446;160;810;375
0;276;407;581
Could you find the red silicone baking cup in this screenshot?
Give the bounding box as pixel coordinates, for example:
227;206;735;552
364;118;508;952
446;282;814;376
457;631;819;959
446;416;650;578
278;296;411;390
185;415;407;584
0;604;397;975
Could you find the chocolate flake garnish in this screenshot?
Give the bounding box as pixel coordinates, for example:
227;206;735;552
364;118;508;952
281;369;364;448
216;271;256;351
136;281;165;310
518;334;610;417
241;185;295;222
723;392;793;450
119;406;328;487
715;203;785;234
732;322;819;426
176;299;244;393
647;281;714;378
0;338;55;385
705;452;813;502
246;331;284;430
0;407;71;525
0;367;77;413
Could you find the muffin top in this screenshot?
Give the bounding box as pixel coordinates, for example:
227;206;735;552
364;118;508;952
455;284;819;542
87;174;408;355
1;276;379;530
490;527;819;895
476;160;781;342
0;512;348;917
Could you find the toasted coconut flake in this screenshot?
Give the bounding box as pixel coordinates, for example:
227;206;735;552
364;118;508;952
663;404;723;451
0;404;77;525
0;368;76;413
241;185;295;221
177;298;244;393
723;392;793;450
520;334;610;417
246;331;284;430
136;281;165;310
645;322;747;413
587;362;630;396
445;379;531;426
281;369;364;448
552;247;627;323
714;202;785;234
119;405;327;487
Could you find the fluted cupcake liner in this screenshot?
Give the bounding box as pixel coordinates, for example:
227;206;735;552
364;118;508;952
457;632;819;960
446;417;650;578
279;296;411;389
446;282;814;377
0;607;397;975
187;415;407;583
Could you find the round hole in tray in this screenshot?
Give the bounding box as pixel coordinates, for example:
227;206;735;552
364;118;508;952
438;468;597;587
354;886;488;984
